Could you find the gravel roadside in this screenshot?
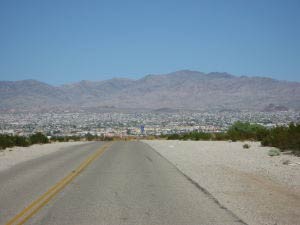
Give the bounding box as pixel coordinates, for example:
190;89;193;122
143;140;300;225
0;142;87;172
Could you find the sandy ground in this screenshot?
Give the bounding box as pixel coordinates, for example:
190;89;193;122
0;142;87;172
144;140;300;225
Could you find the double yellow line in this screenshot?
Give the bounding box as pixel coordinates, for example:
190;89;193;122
6;142;112;225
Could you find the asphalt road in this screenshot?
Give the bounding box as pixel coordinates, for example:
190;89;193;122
0;141;245;225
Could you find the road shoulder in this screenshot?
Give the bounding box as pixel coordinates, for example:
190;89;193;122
0;141;89;172
143;140;300;225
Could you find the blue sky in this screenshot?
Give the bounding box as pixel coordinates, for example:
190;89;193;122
0;0;299;84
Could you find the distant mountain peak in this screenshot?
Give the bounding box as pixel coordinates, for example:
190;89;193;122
1;70;300;112
207;72;234;79
167;70;204;76
171;69;201;74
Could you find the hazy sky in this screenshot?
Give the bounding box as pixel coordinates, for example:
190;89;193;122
0;0;299;84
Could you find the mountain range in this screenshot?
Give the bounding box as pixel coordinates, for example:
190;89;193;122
1;70;300;112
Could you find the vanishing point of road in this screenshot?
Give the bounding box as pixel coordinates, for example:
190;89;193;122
0;141;246;225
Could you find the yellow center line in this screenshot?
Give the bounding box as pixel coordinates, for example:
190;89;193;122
5;142;112;225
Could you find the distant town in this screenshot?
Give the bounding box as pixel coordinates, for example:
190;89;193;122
1;110;299;138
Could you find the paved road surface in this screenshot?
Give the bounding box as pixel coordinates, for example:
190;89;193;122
0;141;245;225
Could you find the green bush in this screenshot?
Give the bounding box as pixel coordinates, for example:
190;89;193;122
227;122;268;141
213;132;229;140
85;133;97;141
51;136;82;142
0;133;81;150
0;135;15;149
29;132;49;144
0;134;31;149
261;123;300;156
167;133;181;140
189;131;212;140
162;122;299;156
14;136;30;147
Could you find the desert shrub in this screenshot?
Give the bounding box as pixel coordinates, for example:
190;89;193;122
243;143;251;149
167;133;181;140
84;133;113;141
102;136;114;141
268;148;281;156
189;131;212;140
13;136;30;147
0;134;31;149
85;133;96;141
261;123;300;156
51;136;66;142
213;132;229;140
227;122;268;141
0;135;15;149
50;135;82;142
29;132;49;144
159;134;168;139
161;122;300;156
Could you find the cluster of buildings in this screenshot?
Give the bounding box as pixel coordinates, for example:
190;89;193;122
0;110;299;137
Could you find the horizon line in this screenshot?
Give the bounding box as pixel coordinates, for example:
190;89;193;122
0;69;299;85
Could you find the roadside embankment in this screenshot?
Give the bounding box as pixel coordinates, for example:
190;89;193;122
144;140;300;225
0;142;87;172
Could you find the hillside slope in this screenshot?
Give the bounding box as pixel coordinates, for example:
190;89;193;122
1;70;299;112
